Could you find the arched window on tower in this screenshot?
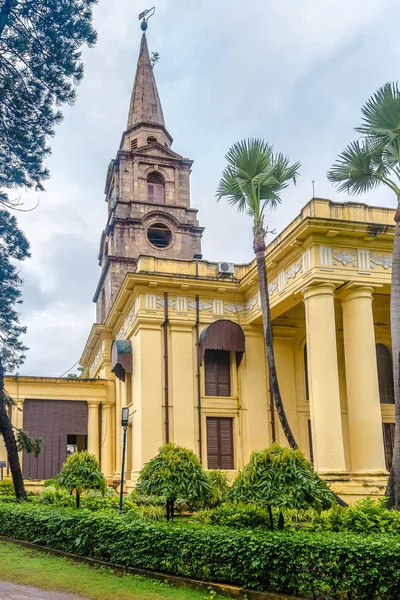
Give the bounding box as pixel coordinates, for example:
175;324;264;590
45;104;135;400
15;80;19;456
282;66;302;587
147;136;157;144
147;172;165;204
376;343;394;404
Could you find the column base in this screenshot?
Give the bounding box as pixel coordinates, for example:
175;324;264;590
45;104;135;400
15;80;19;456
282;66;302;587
349;470;388;478
318;471;350;482
329;474;388;504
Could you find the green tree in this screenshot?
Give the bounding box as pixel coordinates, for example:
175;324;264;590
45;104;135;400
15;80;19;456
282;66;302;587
55;451;106;509
230;443;335;529
216;139;300;448
0;0;98;208
0;209;42;500
136;443;211;520
327;83;400;509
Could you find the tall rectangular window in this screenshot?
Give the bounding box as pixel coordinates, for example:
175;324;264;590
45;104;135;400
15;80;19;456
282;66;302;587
204;350;230;396
206;417;234;469
382;422;395;471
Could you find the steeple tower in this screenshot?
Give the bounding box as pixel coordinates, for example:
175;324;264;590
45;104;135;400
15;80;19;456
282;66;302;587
94;20;204;323
127;33;165;129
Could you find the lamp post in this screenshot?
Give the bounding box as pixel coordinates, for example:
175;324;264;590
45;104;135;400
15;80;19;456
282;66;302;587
119;407;129;513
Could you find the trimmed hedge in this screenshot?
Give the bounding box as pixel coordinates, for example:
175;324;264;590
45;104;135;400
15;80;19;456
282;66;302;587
0;503;399;599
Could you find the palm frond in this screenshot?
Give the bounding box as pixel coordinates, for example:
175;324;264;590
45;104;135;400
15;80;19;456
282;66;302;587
216;139;301;226
327;139;382;195
356;82;400;147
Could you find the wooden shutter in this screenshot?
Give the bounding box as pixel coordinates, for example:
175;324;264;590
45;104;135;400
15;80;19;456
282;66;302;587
23;400;88;480
376;344;395;404
307;419;314;464
382;422;395;471
147;183;154;203
154;183;164;204
206;417;234;469
204;350;231;397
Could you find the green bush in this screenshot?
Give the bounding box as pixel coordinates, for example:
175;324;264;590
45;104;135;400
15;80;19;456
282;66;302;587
0;480;15;496
138;505;165;521
129;490;166;507
308;498;400;534
43;478;57;488
0;495;18;503
194;503;273;529
136;444;211;519
55;451;106;509
0;503;399;599
205;470;231;508
231;444;334;528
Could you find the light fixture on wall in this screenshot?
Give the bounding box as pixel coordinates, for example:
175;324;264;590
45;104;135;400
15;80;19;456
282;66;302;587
119;407;130;512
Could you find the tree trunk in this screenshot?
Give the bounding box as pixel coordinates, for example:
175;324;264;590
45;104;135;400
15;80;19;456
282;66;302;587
267;505;274;530
253;231;298;449
0;0;16;38
387;208;400;508
0;358;26;500
76;489;80;509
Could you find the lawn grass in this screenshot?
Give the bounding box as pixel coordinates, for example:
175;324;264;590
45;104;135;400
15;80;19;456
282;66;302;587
0;541;230;600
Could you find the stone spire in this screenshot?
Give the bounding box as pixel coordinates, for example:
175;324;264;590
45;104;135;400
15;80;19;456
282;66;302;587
127;33;165;129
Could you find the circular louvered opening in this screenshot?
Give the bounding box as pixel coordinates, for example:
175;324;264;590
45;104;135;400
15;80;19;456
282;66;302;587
147;223;172;249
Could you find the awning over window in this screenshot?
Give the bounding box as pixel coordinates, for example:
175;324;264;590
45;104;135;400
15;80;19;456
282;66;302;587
111;339;132;382
199;320;245;366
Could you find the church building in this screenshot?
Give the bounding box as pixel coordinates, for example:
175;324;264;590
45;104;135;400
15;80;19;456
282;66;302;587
4;26;396;501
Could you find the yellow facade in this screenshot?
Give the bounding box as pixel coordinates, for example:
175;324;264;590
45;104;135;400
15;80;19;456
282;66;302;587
3;28;397;502
4;198;395;502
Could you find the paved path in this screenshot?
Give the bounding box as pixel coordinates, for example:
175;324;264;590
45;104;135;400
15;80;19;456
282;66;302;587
0;581;88;599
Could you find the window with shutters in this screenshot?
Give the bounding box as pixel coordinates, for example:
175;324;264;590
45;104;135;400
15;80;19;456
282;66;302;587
376;344;394;404
147;172;164;204
204;350;231;396
382;422;395;471
206;417;234;469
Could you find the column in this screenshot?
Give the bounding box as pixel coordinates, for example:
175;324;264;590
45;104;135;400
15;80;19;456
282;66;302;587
273;327;299;448
170;323;196;452
302;283;347;475
87;402;100;460
16;399;24;429
340;286;386;474
101;403;114;478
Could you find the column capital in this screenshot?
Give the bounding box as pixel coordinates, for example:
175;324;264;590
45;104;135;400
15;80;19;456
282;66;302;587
302;282;336;301
87;400;101;409
337;284;375;304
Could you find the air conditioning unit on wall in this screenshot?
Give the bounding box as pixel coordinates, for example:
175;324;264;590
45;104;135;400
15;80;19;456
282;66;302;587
218;262;234;276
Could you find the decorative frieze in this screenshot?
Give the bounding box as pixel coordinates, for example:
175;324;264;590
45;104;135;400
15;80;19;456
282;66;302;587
302;250;311;272
145;294;156;309
89;347;103;378
116;306;136;339
285;261;302;280
333;249;356;267
320;246;333;266
370;254;392;269
225;296;258;314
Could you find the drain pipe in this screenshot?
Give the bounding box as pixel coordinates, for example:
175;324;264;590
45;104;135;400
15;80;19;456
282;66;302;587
195;295;203;464
163;292;170;443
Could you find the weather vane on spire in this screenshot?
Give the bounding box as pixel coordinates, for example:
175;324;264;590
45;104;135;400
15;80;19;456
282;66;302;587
139;7;155;32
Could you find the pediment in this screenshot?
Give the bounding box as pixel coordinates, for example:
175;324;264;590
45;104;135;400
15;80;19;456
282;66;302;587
136;143;186;161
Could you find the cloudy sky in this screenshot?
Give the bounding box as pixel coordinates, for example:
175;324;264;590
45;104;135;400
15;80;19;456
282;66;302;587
13;0;400;376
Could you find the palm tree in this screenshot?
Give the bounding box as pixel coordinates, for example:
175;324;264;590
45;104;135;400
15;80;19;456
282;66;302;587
327;82;400;509
216;139;301;449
